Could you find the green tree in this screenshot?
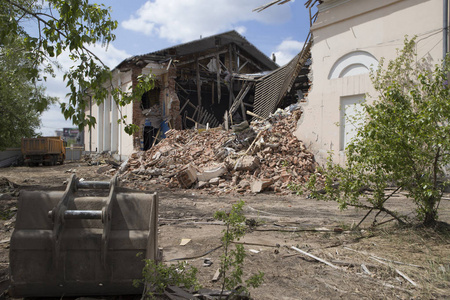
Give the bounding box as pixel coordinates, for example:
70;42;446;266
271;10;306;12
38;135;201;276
133;259;200;299
214;201;264;298
0;36;57;149
307;38;450;227
1;0;152;134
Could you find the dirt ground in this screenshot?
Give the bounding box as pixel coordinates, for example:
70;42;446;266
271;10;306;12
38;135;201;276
0;162;449;299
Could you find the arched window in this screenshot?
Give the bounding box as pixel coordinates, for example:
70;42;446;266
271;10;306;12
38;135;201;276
328;51;378;79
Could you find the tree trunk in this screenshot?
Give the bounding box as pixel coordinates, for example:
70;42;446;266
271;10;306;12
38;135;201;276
423;210;437;226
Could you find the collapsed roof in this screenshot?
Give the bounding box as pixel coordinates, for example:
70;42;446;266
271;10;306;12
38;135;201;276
113;26;313;150
116;30;278;71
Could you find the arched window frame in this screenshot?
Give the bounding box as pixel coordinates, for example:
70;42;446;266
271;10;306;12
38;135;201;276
328;51;379;79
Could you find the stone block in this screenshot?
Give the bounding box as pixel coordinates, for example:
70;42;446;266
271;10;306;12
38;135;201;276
250;179;273;193
234;155;260;171
176;164;198;188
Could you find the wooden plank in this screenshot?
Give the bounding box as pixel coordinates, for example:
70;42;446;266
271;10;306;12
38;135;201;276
151;127;161;148
192;106;199;121
196;57;202;107
238;60;249;72
199;63;210;72
166;58;173;70
175;82;188;95
212;268;221;282
211;81;214;104
344;247;423;268
246;110;265;120
361;264;371;275
216;53;221;104
229;82;251;117
241;97;247;121
219;59;228;72
224;111;229;131
186;101;197;109
395;269;418;287
176;49;228;66
237;53;263;71
291;246;339;269
198;107;205;123
206;113;214;124
228;44;234;108
202;112;211;123
180;100;190;113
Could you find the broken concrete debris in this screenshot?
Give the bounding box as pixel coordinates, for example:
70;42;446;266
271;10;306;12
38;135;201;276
197;164;227;182
176;163;198;188
119;105;317;195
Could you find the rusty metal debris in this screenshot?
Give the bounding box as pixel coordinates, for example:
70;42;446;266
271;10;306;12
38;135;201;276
9;174;160;298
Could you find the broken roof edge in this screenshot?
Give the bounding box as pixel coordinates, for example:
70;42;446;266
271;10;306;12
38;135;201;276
258;32;312;81
233;71;273;81
253;0;322;12
113;30;278;72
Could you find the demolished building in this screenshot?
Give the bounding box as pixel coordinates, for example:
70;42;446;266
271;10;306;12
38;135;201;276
84;30;311;159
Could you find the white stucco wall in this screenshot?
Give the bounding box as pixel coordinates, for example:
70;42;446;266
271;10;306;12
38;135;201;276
115;70;134;158
84;69;134;158
295;0;445;165
84;100;98;153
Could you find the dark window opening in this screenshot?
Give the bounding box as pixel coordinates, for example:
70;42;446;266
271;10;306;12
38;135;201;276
143;126;158;151
141;88;160;110
219;54;225;66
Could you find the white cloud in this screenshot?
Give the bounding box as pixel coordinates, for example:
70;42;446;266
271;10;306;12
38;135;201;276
273;38;304;66
122;0;291;43
86;44;130;70
235;26;247;35
38;105;73;136
39;44;131;136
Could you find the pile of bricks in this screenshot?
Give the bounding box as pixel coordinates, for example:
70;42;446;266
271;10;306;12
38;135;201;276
120;106;317;195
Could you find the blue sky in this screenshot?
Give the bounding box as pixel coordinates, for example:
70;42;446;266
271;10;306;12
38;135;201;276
39;0;313;135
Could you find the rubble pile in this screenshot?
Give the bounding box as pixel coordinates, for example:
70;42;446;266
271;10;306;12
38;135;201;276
83;153;121;175
120;105;317;195
0;177;19;199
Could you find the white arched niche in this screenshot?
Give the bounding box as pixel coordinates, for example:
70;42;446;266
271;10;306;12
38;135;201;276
328;51;379;79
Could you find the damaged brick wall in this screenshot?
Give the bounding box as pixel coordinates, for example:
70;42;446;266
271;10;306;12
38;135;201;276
131;61;182;150
167;65;182;130
131;65;144;149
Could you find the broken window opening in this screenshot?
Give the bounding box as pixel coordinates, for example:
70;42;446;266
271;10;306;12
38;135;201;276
141;87;161;110
143;125;159;151
177;78;231;129
219;54;226;66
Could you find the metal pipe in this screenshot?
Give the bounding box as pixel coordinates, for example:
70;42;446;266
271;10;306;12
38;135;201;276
77;181;110;189
444;0;449;59
64;210;102;220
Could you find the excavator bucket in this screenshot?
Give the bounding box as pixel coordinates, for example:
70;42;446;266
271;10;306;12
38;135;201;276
9;174;161;298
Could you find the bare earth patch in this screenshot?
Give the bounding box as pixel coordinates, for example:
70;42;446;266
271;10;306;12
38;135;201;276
0;162;449;299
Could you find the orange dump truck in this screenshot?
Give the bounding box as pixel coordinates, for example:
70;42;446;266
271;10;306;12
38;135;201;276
21;137;66;166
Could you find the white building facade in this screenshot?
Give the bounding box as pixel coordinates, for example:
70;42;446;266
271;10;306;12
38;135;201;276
296;0;447;164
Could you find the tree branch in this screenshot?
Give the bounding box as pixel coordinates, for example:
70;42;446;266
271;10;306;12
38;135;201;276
5;0;108;68
349;203;407;225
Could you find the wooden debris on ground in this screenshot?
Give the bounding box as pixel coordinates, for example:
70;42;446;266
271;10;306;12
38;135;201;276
290;246;339;269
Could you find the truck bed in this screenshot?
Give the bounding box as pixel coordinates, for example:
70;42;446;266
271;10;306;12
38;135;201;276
21;137;64;155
